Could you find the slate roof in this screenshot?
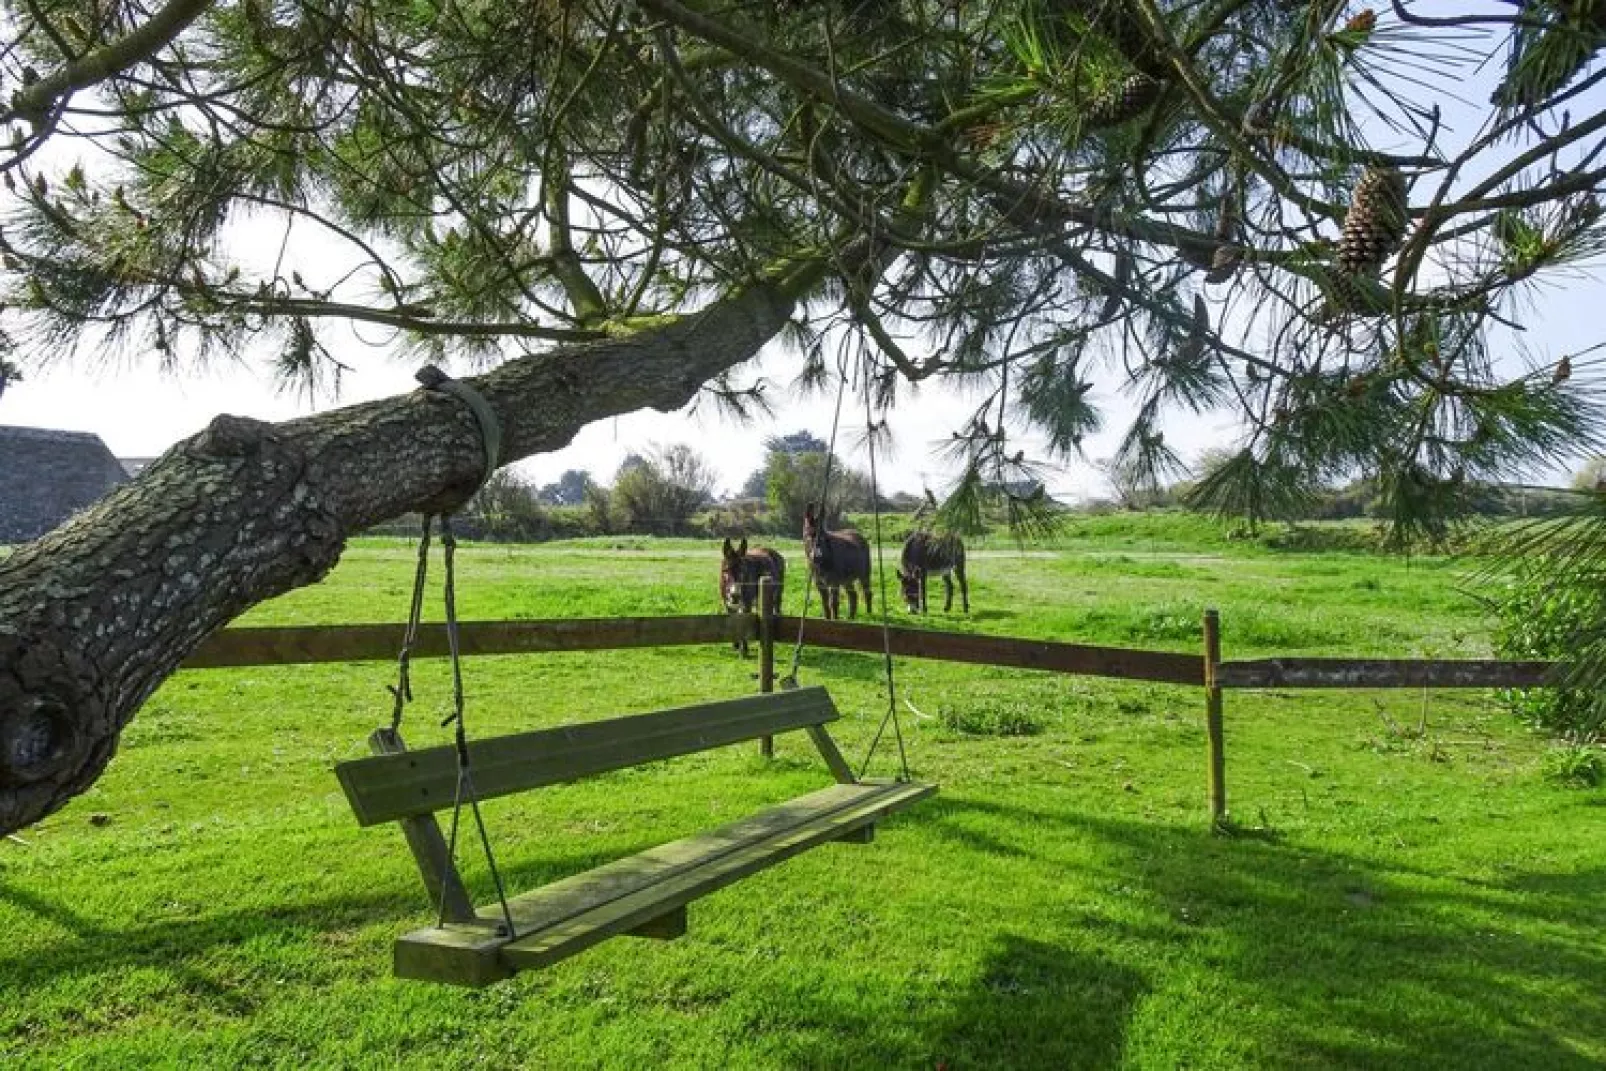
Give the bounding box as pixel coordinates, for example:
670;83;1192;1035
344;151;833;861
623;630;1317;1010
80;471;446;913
0;425;129;543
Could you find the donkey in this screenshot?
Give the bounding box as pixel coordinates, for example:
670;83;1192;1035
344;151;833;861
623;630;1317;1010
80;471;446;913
720;538;785;655
801;503;872;620
898;531;969;614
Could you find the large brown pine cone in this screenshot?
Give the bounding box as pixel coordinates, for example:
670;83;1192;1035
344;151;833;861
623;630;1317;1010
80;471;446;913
1336;166;1408;276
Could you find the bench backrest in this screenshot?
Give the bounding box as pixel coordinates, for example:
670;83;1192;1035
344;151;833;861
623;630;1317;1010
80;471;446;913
336;687;840;826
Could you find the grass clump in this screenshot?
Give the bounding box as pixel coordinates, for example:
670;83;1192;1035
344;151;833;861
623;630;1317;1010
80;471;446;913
936;697;1044;737
1542;744;1605;787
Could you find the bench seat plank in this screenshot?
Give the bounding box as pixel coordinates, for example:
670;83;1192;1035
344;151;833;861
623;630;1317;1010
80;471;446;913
393;778;936;986
337;687;839;826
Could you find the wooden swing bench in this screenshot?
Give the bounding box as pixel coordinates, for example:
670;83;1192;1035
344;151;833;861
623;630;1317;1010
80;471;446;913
334;686;935;987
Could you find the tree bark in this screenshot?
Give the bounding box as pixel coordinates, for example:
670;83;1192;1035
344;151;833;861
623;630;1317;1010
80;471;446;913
0;277;801;835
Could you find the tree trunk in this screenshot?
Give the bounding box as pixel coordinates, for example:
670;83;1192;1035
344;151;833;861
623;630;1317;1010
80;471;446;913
0;278;800;835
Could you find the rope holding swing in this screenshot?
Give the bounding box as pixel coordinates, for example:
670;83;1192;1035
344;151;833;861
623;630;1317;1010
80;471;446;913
855;355;911;784
775;339;912;783
387;515;434;735
379;365;518;936
437;514;517;937
780;350;850;691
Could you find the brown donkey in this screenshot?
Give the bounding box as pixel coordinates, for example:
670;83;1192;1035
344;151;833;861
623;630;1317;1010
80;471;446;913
801;503;872;620
898;531;969;614
720;538;785;615
720;538;784;654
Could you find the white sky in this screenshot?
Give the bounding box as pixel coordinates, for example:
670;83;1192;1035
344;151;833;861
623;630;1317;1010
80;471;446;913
5;317;1238;499
1;7;1600;499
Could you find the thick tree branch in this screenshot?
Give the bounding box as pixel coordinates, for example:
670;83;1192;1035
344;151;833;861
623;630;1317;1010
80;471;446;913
5;0;216;125
0;264;822;835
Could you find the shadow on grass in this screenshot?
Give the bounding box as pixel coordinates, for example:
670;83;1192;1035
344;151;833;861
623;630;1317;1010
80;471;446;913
0;880;261;1017
5;796;1601;1069
931;938;1148;1070
932;797;1606;1070
0;837;666;998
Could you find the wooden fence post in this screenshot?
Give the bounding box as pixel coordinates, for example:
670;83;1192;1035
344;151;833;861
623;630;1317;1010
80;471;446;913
759;576;776;759
1203;608;1227;827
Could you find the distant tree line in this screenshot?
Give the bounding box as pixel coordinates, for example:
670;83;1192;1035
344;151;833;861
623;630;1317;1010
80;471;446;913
443;431;918;542
384;436;1597;544
1099;447;1583;531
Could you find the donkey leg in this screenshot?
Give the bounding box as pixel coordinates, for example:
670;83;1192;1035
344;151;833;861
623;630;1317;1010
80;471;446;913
943;574;954;613
958;564;970;613
818;581;835;620
920;572;929;614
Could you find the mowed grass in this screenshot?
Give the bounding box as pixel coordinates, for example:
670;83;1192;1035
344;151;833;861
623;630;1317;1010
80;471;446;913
2;515;1603;1069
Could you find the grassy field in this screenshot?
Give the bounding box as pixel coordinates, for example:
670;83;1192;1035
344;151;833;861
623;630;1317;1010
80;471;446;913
2;514;1602;1069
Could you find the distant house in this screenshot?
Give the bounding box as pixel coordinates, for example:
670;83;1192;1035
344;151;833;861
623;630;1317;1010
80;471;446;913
0;425;129;543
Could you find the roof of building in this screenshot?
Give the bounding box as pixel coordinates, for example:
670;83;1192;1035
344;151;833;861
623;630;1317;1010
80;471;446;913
0;424;129;543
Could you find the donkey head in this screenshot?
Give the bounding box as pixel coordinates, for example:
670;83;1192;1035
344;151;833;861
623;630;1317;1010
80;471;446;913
895;568;923;612
802;504;831;573
720;537;748;611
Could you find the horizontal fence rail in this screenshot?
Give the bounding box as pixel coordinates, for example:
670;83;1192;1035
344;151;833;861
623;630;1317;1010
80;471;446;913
182;615;756;668
177;607;1570;830
183;615;1561;691
1215;657;1558;690
182;614;1205;684
774;617;1204;686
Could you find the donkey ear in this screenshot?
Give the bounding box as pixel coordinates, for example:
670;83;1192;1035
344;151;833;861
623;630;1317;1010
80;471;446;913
736;538;747;555
722;537;734;555
896;569;905;581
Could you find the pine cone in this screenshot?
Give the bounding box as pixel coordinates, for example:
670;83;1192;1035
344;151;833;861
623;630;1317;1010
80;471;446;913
1087;74;1161;128
1320;270;1391;320
1337;166;1408;276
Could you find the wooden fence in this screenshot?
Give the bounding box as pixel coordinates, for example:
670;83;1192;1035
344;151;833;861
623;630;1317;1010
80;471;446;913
183;592;1562;827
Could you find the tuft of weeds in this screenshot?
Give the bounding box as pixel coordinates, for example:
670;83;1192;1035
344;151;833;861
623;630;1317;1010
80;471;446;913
936;697;1044;737
1541;743;1604;788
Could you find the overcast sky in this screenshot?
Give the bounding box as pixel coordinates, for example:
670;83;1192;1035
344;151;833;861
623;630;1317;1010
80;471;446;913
1;8;1599;499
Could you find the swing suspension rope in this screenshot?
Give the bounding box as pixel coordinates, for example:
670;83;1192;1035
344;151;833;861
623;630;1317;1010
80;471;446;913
856;357;911;783
780;357;849;689
437;516;517;937
382;366;517;937
779;344;911;782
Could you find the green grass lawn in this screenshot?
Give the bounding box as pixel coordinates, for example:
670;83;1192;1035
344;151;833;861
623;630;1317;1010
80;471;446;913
2;516;1602;1069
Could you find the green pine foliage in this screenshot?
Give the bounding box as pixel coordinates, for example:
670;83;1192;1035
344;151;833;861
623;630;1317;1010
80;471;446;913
0;0;1600;552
